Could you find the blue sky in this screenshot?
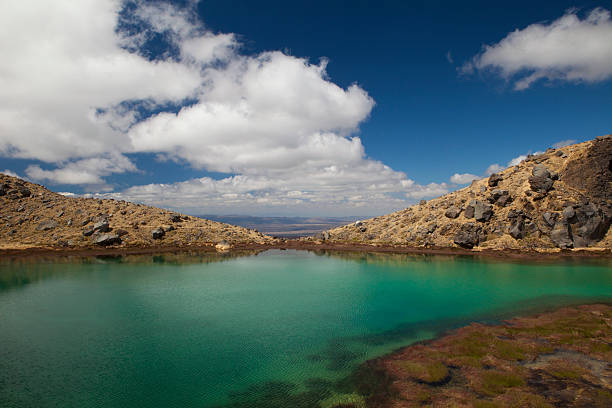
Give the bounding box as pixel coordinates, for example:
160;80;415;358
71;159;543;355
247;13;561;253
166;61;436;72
1;0;611;216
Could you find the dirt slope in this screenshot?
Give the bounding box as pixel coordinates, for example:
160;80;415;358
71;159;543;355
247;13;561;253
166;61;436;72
315;135;612;252
0;174;273;249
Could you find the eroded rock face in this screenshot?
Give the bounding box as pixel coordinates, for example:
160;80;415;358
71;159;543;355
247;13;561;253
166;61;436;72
562;135;611;202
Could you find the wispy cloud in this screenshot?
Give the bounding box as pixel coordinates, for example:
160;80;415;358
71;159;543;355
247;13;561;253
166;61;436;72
463;8;612;90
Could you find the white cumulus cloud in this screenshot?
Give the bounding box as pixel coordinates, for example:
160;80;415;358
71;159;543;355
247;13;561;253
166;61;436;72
464;8;612;90
0;0;451;214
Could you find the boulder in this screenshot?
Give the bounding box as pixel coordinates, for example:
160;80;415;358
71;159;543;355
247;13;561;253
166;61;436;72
92;220;110;233
82;226;95;236
471;200;493;222
529;164;554;193
550;221;573;248
509;216;525;239
115;229;129;237
152;227;165;239
464;205;475;219
36;220;58;231
488;189;512;207
495;194;513;207
568;203;611;247
453;223;481;249
169;214;182;223
161;224;175;232
0;183;8;196
562;206;576;222
488;173;503;187
445;206;461;219
542;212;558;227
93;233;121;246
488;189;508;201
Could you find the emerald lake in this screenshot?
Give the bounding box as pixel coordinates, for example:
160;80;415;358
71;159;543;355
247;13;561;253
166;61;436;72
1;250;611;408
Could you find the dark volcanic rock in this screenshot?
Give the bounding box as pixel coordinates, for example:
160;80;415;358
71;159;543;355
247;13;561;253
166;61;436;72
550;221;573;248
36;219;58;231
464;205;475;219
470;200;493;222
92;220;110;233
569;203;611;247
170;214;182;223
93;233;121;246
453;223;481;249
529;164;554;193
82;226;95;236
562;206;576;222
542;212;558;228
562;136;611;202
488;173;503;187
488;189;513;207
509;215;526;239
444;206;461;219
152;227;165;239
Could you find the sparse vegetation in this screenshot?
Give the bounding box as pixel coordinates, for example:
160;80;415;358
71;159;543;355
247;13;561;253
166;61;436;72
364;304;612;408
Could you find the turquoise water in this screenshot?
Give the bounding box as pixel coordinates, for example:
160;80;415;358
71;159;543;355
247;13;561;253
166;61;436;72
0;250;610;408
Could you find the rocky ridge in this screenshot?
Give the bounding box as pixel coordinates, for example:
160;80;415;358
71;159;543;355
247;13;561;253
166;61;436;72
314;136;612;251
0;174;273;249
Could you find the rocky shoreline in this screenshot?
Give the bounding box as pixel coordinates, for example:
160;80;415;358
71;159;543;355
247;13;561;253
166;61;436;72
352;303;612;408
1;240;611;262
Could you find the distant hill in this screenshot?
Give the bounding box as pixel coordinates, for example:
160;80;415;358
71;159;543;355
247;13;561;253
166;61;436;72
315;135;612;251
0;175;272;249
199;215;361;238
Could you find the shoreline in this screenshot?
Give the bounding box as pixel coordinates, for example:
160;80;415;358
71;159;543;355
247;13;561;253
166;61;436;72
1;240;611;261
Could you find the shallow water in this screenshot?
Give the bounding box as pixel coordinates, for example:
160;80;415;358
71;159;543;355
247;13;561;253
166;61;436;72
0;250;610;407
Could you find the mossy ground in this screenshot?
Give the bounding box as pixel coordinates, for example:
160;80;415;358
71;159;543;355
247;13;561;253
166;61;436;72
358;304;612;408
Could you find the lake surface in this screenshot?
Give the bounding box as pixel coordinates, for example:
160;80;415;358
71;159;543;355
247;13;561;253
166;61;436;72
1;250;611;408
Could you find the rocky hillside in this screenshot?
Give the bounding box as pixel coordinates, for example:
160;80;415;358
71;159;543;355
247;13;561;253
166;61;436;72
317;135;612;251
0;175;272;249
